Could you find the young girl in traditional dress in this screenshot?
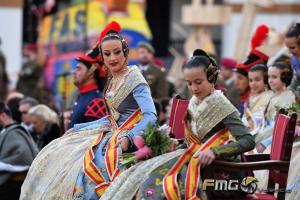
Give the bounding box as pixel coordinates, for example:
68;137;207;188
256;62;295;152
242;64;273;135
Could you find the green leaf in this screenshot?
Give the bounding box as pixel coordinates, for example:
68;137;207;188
140;123;173;156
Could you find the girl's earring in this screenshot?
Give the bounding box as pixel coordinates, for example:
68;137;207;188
211;84;215;93
103;65;108;73
123;60;128;68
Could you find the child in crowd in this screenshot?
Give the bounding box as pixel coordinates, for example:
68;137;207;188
256;62;295;152
242;64;273;135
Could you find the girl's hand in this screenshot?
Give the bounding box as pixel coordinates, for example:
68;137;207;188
115;137;130;152
193;150;215;167
256;143;266;153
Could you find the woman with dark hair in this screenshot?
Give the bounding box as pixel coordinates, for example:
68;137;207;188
20;21;157;200
242;64;273;135
101;49;255;200
72;26;158;199
285;22;300;91
256;62;295;152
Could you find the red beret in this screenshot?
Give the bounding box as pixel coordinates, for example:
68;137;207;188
24;43;37;52
220;58;237;70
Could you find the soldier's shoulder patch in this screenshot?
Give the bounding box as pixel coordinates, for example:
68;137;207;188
84;98;107;119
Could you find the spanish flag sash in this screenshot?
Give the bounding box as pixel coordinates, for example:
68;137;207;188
163;127;230;200
83;109;142;196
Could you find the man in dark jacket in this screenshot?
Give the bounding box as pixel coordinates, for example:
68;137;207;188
16;44;43;101
137;42;169;102
67;48;107;129
0;102;38;200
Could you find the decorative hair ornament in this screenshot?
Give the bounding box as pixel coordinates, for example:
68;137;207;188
77;21;122;79
97;21;122;46
206;57;219;83
102;33;125;43
193;49;217;67
207;69;220;82
281;68;291;73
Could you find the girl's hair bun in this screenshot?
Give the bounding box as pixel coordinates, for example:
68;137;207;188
193;49;208;57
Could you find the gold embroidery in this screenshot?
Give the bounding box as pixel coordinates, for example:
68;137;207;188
159;168;169;175
247;90;273;113
213;146;240;157
188;90;237;139
155;178;162;185
105;66;148;121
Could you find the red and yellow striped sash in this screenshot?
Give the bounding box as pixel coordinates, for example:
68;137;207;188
163;128;230;200
83;109;142;196
105;109;142;181
184;123;201;146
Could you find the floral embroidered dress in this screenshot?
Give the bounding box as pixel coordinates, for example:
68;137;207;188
100;90;255;200
20;66;157;200
242;90;273;135
256;89;295;146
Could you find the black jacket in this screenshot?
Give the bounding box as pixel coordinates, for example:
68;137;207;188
36;123;60;150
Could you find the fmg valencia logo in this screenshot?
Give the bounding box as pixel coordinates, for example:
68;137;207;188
203;176;258;194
